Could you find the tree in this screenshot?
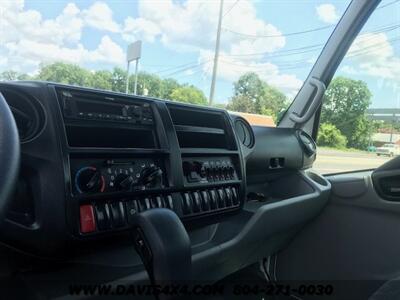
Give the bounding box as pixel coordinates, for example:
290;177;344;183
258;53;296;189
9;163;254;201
134;71;163;98
111;67;127;92
0;70;30;81
36;62;92;86
90;70;113;90
226;95;255;113
0;62;211;106
227;72;287;118
170;85;207;105
317;123;347;149
321;76;372;149
161;78;180;100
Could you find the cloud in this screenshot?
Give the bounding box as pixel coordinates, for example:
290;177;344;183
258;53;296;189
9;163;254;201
346;33;398;80
340;65;359;75
88;36;125;65
122;17;161;43
82;1;120;33
130;0;301;97
4;35;124;67
199;50;303;98
135;0;285;54
0;0;124;73
1;2;83;46
341;32;400;94
0;0;303;99
316;4;339;24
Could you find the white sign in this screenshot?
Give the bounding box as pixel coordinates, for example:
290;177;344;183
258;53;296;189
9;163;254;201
126;40;142;62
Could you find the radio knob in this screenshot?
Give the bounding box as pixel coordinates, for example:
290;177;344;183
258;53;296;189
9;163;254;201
75;167;105;194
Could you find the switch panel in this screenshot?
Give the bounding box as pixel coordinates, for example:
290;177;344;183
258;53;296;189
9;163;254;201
182;156;239;185
180;186;240;218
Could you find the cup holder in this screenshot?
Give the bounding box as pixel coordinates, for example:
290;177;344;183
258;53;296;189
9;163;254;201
306;171;329;186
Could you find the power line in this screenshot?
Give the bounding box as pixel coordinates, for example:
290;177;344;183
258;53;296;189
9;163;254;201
155;61;201;74
223;0;240;18
219;1;399;40
222;22;400;59
143;18;400;81
376;0;400;10
222;24;333;39
346;37;400;58
162;60;210;77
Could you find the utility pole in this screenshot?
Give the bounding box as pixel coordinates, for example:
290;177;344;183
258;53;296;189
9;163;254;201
209;0;224;105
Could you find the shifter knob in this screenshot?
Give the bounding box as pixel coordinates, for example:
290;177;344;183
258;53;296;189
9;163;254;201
131;208;192;285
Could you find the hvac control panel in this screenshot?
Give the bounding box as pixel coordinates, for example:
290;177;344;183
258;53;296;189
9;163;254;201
71;156;242;236
70;158;166;195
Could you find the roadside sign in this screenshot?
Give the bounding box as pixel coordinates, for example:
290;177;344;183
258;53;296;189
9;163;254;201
127;41;142;62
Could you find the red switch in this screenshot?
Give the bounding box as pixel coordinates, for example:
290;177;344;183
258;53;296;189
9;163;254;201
80;204;96;233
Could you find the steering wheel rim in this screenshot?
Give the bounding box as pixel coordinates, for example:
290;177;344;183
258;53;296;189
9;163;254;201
0;92;20;222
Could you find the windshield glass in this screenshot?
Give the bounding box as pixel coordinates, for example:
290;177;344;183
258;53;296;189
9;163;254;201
1;0;350;126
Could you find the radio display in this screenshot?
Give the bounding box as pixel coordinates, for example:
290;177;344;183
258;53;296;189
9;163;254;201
76;100;123;115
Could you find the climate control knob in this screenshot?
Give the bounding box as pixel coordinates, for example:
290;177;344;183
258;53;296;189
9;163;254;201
140;165;163;188
75;167;105;194
114;173;134;191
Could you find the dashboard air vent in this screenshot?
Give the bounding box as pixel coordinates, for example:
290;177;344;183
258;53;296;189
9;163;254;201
297;130;316;156
167;104;236;150
0;89;46;143
234;118;255;148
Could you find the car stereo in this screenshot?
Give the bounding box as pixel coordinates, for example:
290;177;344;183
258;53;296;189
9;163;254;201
59;89;153;125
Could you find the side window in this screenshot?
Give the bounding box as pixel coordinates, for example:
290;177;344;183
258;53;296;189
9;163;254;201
313;0;400;174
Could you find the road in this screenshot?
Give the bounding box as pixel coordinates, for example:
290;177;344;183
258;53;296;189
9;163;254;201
313;148;391;174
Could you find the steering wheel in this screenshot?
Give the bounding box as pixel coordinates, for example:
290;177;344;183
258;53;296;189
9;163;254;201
0;92;20;222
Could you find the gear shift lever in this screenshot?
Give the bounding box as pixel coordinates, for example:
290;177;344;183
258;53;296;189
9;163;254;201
132;208;192;293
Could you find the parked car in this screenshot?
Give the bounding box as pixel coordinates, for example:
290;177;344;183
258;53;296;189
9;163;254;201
367;145;377;152
376;143;400;156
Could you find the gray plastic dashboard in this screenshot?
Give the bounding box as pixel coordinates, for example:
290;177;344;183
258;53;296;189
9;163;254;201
0;81;331;298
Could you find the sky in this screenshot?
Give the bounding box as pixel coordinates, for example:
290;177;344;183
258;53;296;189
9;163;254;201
1;0;400;108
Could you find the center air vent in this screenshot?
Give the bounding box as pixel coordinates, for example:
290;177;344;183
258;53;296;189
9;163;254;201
0;89;46;143
234;118;255;148
167;104;236;150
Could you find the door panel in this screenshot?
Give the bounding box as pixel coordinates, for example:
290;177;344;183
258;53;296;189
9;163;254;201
276;169;400;299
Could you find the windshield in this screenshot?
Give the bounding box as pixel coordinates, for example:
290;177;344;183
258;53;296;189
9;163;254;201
0;0;350;126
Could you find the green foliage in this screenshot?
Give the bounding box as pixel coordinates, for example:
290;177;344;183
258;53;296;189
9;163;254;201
321;76;372;149
227;72;288;119
317;123;347;149
212;103;227;109
37;62;92;86
90;70;112;91
227;95;255;113
170;85;207;105
110;67;127;93
21;62;207;106
134;71;163;98
0;70;31;81
160;78;180;99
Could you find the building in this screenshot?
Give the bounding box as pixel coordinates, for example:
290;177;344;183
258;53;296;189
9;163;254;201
232;112;276;127
372;133;400;146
